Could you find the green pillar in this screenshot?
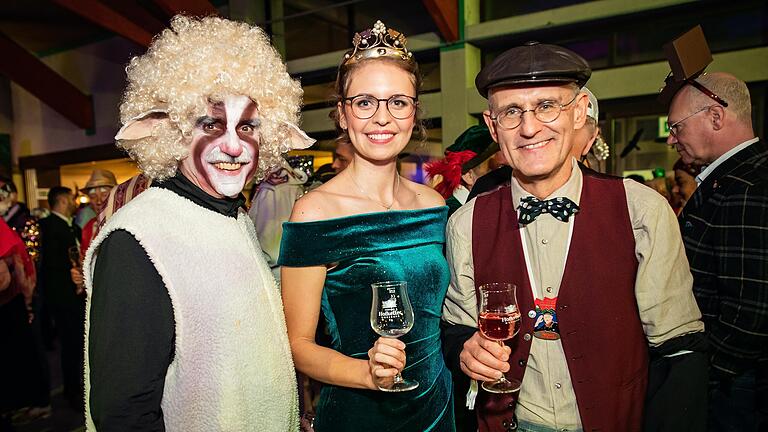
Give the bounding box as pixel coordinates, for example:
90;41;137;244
269;0;286;58
229;0;286;58
438;0;481;149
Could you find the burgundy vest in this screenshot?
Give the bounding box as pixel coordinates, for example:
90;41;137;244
472;170;647;432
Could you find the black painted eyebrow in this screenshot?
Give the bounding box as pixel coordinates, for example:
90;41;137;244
239;118;261;128
195;115;222;127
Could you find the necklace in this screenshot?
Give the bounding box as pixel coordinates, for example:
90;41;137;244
349;171;400;211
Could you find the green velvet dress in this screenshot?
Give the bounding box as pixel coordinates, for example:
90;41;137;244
278;206;455;432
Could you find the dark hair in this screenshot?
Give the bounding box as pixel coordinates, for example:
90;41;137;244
330;56;427;145
0;176;15;194
47;186;72;208
672;158;700;177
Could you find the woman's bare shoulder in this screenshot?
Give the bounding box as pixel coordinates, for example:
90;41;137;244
290;189;333;223
401;177;445;208
290;177;357;222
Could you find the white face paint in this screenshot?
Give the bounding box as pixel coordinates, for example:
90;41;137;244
179;95;260;198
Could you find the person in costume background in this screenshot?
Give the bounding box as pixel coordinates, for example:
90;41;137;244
279;20;455;431
425;125;502;216
84;15;313;431
0;217;39;423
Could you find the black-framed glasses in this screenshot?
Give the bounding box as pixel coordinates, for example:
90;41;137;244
667;105;715;138
343;94;418;120
490;93;579;130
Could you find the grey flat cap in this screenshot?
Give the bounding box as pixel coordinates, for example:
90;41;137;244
475;41;591;98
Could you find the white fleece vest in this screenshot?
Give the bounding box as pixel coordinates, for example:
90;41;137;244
83;188;298;431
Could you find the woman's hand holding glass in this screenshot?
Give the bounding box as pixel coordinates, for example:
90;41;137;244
366;337;407;390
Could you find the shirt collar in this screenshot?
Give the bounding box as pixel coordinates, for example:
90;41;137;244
510;157;583;211
452;185;470;205
51;211;72;226
696;137;759;184
154;171;245;218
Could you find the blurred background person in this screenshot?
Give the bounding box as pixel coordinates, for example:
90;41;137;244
0;203;41;427
69;170;117;290
249;157;311;281
671;158;699;214
331;139;355;174
0;178;39;258
39;186;84;412
425;124;501;216
78;170;117;256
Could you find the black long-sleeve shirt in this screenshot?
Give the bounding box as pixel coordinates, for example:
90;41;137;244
88;173;245;431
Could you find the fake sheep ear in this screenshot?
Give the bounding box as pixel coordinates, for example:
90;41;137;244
282;121;316;150
115;109;170;141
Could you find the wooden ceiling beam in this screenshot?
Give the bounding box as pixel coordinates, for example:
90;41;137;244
52;0;154;47
100;0;168;36
422;0;459;42
151;0;219;18
0;31;93;129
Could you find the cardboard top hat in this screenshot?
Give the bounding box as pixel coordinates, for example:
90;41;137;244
658;25;717;106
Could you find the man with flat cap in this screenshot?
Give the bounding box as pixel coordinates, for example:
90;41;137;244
441;41;706;432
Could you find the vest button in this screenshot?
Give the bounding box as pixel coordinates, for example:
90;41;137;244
528;310;536;318
523;333;532;341
518;359;526;367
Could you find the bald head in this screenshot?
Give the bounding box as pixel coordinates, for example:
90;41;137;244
689;72;752;126
668;72;755;165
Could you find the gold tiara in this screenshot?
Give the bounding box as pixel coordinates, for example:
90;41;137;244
341;20;413;67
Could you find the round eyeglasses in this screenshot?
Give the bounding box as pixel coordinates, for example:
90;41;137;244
490;93;579;130
343;94;418;120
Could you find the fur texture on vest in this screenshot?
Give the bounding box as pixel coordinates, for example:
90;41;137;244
83;188;299;431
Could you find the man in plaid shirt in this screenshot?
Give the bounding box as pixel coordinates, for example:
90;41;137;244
668;72;768;430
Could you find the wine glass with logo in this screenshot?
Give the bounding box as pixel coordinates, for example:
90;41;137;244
478;282;522;393
370;280;418;392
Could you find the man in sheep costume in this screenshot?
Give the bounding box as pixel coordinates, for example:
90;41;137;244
83;15;314;431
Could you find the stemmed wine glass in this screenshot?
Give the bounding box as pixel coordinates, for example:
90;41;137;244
67;245;81;269
370;280;418;392
478;282;521;393
68;245;84;294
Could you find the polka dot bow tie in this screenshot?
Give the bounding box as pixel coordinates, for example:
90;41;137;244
518;196;580;225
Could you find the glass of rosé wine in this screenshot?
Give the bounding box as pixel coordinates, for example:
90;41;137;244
478;282;521;393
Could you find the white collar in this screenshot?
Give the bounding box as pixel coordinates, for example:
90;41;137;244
52;211;72;226
452;185;470;205
696;137;759;184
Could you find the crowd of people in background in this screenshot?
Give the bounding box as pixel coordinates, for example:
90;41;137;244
0;13;765;432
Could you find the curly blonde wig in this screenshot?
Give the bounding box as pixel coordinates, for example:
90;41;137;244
118;15;303;181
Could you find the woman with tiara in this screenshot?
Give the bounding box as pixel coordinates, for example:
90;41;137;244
279;20;455;431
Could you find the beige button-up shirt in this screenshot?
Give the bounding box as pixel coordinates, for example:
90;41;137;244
442;160;704;430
